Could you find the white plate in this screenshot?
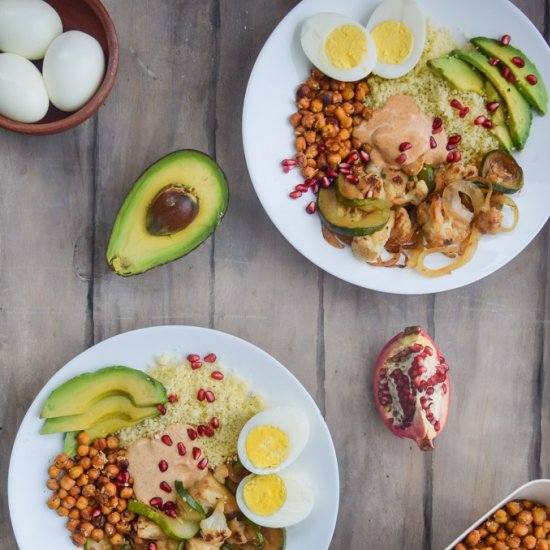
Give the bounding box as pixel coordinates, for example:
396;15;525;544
445;479;550;549
8;326;339;550
243;0;550;294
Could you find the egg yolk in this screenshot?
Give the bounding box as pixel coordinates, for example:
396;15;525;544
245;425;290;469
371;20;414;65
243;474;287;516
324;24;368;69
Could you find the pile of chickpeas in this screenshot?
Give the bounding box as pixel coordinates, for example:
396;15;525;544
46;432;135;547
290;67;372;180
456;499;550;550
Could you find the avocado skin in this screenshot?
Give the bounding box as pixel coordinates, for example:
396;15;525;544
427;55;486;96
106;149;229;276
453;49;532;150
40;365;167;419
472;37;548;115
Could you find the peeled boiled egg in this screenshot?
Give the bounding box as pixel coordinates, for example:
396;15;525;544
236;472;314;528
366;0;426;79
0;0;62;60
301;13;377;82
237;407;309;474
0;53;49;122
43;31;106;112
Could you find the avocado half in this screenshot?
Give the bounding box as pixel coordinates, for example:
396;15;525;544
106;150;229;276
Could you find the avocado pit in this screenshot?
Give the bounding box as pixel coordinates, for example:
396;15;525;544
146;185;199;236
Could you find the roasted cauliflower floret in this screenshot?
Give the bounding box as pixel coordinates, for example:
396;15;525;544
416;196;470;248
200;501;231;543
386;207;415;251
351;211;395;262
227;518;249;545
212;463;229;485
383;170;428;206
185;538;223;550
433;163;478;194
188;472;238;515
475;206;503;234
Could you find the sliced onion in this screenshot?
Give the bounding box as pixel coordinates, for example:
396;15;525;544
493;195;519;233
442;180;484;224
368;252;405;268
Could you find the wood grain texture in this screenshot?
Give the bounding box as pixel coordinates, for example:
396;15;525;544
0;1;549;549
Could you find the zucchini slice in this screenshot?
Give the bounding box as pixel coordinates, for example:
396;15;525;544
416;165;435;194
480;149;524;194
318;187;391;237
175;480;206;522
335;175;389;210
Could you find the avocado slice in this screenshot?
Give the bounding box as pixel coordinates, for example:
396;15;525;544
453;49;532;149
472;37;548;114
485;81;514;152
41;394;159;434
128;499;200;540
106;150;229;276
40;366;167;419
427;55;486;95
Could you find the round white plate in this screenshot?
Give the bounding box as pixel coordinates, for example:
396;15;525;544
8;326;339;550
243;0;550;294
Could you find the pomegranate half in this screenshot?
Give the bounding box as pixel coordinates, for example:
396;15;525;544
374;326;450;450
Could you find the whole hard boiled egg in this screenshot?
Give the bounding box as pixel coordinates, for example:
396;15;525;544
0;0;62;60
0;53;49;122
366;0;426;79
43;31;106;112
236;472;314;528
301;13;377;82
237;407;309;474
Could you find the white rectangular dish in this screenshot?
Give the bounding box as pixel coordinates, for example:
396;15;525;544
445;479;550;549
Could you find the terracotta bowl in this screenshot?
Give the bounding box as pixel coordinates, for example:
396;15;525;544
0;0;119;135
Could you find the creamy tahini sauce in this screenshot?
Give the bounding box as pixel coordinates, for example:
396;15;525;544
127;424;206;503
353;94;448;170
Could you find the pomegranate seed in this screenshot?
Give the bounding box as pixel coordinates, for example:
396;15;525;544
116;470;130;484
507;72;516;83
149;497;163;509
149;543;158;550
448;135;461;145
289;191;302;199
92;508;101;517
359;150;371;163
442;384;448;395
187;354;200;362
446;142;458;151
430;136;437;149
167;394;178;403
511;56;525;68
501;34;511;46
412;343;423;352
198;457;209;470
192;447;201;460
489;57;500;66
395;153;407;164
164;509;177;518
339;166;351;175
197;424;207;437
399;141;412;152
161;435;173;446
204;353;216;363
283;166;290;174
424;346;433;356
346;152;359;164
434;421;441;432
205;426;215;437
191;360;203;370
459;107;470;118
450;99;462;110
305;178;316;188
177;442;187;456
432;117;443;130
156;403;166;415
311;183;319;194
346;174;359;184
281;159;296;167
306;201;316;214
119;460;129;471
187;428;197;440
447;150;461;163
526;74;538;85
474;115;487;125
210;417;220;429
339;161;351;169
324;168;337;180
197;389;206;402
205;390;215;403
318;144;327;153
158;460;168;473
163;501;176;511
482;119;493;129
295;184;308;193
160;481;172;493
501;66;511;79
321;176;331;188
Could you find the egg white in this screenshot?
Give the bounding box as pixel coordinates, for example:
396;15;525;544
237;406;309;475
236;472;314;528
366;0;426;79
301;13;377;82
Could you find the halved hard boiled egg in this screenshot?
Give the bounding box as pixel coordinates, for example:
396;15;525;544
301;13;377;82
366;0;426;79
236;472;314;528
237;407;309;474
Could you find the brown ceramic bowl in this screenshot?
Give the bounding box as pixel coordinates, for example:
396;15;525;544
0;0;119;135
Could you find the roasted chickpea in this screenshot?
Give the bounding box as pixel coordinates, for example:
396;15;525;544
79;457;92;470
110;533;124;546
69;508;80;520
506;534;521;549
69;486;81;497
75;496;88;511
62;496;76;510
518;510;534;524
119;487;133;500
513;522;529;536
76;432;90;446
57;506;69;517
47;479;60;491
104;522;115;537
104;464;120;479
54;453;70;469
91;528;104;542
77;445;90;457
59;475;76;491
537;540;549;550
533;507;547;525
495;509;508;524
465;530;481;546
69;465;83;480
48;464;61;478
71;533;87;547
47;495;61;510
66;518;79;533
524;535;537;549
507;501;523;516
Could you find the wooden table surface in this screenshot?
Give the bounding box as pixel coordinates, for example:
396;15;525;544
1;1;549;548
